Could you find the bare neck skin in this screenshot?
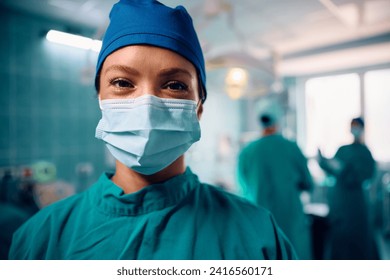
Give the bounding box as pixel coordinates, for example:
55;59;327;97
111;156;186;194
353;136;363;144
262;126;278;136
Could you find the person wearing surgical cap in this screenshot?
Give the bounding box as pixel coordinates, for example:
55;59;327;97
237;99;314;259
9;0;296;260
318;117;378;260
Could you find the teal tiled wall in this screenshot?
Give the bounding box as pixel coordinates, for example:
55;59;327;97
0;7;107;189
0;6;247;193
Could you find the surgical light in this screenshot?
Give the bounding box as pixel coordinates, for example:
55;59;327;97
225;67;249;99
46;29;102;52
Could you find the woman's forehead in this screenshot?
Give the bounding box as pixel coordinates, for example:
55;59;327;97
103;45;196;72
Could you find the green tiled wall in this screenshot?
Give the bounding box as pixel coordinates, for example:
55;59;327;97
0;7;108;189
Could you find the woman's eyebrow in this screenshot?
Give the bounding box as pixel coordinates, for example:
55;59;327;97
104;65;140;75
159;68;193;78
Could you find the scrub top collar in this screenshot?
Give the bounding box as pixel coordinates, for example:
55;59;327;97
95;167;199;216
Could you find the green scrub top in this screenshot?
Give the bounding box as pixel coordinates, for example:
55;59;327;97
9;168;296;260
319;142;377;259
237;134;313;259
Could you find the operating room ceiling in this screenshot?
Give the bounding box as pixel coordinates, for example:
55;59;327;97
2;0;390;78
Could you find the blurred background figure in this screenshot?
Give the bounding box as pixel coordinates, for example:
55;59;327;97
0;169;31;260
318;117;378;259
0;203;30;260
0;168;38;259
0;161;75;259
237;99;314;259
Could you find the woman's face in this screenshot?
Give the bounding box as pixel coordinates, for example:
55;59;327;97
99;45;200;102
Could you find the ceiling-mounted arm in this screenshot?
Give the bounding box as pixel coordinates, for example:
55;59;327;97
319;0;362;27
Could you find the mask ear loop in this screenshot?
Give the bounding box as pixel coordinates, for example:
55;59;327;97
197;72;206;104
98;96;103;110
196;74;205;119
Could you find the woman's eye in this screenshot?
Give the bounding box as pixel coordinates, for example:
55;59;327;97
111;79;133;88
164;81;188;91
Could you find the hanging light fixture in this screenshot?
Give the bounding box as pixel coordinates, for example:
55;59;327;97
225;67;249;99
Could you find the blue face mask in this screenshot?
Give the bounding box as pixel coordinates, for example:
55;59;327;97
95;95;201;175
351;127;363;139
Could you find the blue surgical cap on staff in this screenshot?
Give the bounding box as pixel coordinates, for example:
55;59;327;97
95;0;207;103
351;117;364;127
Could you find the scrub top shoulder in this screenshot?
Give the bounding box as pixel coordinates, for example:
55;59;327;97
9;168;297;260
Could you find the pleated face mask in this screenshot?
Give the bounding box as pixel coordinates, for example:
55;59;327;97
95;95;201;175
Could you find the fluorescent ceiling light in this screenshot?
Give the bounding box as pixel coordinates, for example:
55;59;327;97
46;29;102;52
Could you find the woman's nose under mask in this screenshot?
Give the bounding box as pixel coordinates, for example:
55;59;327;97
95;95;201;175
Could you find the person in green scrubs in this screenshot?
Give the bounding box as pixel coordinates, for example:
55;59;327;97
237;107;314;260
9;0;296;260
318;117;378;259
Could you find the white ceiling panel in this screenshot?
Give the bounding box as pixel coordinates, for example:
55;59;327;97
2;0;390;79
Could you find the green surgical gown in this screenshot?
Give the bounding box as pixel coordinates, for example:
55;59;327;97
237;134;313;259
319;142;377;259
9;168;296;260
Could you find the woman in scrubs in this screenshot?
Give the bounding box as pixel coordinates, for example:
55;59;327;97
9;0;296;260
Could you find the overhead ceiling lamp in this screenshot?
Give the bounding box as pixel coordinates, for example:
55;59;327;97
46;29;102;52
225;67;249;99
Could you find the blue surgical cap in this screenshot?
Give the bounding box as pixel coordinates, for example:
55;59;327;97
351;117;364;127
95;0;207;103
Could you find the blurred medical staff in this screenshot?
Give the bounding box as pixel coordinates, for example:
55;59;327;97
318;117;378;259
237;100;314;259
